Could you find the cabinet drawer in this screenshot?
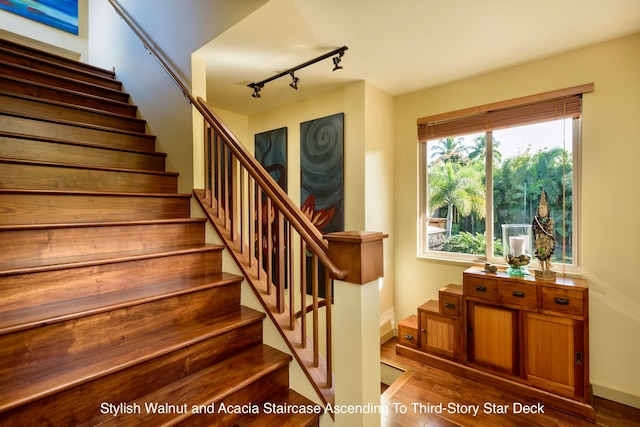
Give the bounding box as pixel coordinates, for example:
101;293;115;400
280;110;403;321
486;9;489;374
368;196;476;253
501;281;537;309
398;315;418;348
464;276;499;302
440;293;462;318
541;288;584;317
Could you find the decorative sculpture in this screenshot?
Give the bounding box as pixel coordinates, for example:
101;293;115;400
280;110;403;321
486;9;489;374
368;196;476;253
532;190;556;281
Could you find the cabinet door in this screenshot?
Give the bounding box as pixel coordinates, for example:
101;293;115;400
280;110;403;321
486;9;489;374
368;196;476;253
524;312;584;399
420;312;458;359
467;302;519;375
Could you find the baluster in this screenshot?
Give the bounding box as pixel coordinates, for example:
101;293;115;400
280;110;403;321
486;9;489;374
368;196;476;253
300;239;307;348
289;222;295;330
248;177;254;268
312;253;319;367
325;274;332;387
257;188;263;280
276;209;285;314
266;198;273;295
229;155;237;241
215;133;222;220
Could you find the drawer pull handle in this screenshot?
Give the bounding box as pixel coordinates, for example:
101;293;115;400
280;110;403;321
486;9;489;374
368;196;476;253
475;286;487;292
403;334;414;341
512;291;525;298
444;302;456;309
555;297;570;305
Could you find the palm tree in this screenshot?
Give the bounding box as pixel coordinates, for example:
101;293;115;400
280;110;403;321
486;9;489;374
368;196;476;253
468;135;502;164
430;137;468;164
428;161;486;238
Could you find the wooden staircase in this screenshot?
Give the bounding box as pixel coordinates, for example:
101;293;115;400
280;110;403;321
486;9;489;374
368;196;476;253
0;38;321;426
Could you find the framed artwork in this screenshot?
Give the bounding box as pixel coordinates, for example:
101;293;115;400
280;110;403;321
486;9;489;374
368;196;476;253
300;113;344;297
0;0;79;35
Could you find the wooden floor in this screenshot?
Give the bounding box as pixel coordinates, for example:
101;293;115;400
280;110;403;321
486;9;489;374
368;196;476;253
381;339;640;427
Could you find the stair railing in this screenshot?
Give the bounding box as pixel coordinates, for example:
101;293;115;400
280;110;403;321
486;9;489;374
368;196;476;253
107;0;346;407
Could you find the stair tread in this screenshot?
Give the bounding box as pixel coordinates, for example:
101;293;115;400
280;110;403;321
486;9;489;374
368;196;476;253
84;344;292;427
0;130;166;158
0;156;178;177
0;272;243;335
418;300;440;313
0;59;126;96
0;243;224;276
0;109;152;139
440;283;463;295
0;39;116;78
0;306;266;413
0;90;144;126
1;74;137;113
0;218;206;232
0;188;190;197
237;389;322;427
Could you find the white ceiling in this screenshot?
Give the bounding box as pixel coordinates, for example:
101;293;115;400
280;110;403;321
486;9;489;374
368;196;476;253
198;0;640;116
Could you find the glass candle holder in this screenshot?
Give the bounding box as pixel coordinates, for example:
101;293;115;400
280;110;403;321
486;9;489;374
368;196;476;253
501;224;533;276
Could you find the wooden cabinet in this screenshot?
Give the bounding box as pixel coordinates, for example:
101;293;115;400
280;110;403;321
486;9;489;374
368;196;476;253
463;267;590;403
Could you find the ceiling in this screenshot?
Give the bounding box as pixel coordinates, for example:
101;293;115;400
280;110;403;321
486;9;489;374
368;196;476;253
198;0;640;116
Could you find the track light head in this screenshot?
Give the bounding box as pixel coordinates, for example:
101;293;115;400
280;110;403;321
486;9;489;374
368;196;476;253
289;72;300;90
332;53;344;71
251;84;262;98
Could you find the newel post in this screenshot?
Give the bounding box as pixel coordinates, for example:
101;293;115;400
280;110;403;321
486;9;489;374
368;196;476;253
325;231;388;427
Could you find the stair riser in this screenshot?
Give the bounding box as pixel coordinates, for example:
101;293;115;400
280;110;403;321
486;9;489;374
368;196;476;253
0;39;115;79
0;76;137;117
0;114;155;152
0;135;166;171
0;249;222;312
0;284;241;370
0;320;264;427
0;192;190;225
0;93;145;133
0;221;205;265
176;368;290;427
0;62;128;103
0;50;122;90
0;162;178;193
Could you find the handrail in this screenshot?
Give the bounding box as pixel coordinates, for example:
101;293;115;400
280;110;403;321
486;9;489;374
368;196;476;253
107;0;344;280
196;97;346;279
106;0;346;409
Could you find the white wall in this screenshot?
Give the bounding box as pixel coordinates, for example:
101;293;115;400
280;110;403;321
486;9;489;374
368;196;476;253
393;33;640;408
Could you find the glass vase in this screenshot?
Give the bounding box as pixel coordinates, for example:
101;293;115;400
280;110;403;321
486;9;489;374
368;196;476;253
501;224;533;276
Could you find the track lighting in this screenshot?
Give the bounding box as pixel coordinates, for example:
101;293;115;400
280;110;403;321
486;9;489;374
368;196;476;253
248;46;348;98
289;72;300;90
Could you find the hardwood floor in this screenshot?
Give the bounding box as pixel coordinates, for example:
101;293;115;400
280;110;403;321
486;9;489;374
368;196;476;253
381;339;640;427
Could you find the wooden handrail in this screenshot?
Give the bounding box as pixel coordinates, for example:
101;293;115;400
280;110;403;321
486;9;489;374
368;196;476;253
196;97;346;280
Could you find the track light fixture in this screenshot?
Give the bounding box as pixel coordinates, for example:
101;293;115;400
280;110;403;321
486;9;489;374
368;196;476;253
289;72;300;90
332;52;343;71
250;84;263;98
248;46;348;98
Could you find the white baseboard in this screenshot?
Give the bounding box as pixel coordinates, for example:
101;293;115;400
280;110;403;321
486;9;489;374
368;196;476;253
592;383;640;409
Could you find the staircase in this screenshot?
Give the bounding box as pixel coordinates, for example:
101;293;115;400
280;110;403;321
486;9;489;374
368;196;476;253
0;38;321;426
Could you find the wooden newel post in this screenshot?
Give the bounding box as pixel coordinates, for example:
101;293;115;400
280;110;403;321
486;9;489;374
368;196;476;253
325;231;388;427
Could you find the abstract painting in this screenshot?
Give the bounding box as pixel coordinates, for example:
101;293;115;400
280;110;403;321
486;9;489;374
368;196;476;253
0;0;79;35
255;127;287;191
300;113;344;297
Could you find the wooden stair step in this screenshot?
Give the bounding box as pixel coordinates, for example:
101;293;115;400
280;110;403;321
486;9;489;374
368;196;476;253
0;189;190;225
0;91;146;133
0;272;242;335
0;158;178;193
0;132;166;171
0;307;265;426
440;283;463;296
0;306;265;415
0;244;224;312
0;74;138;117
235;389;322;427
0;45;122;90
0;111;156;152
82;344;292;427
418;300;440;314
0;219;206;265
0;60;129;103
0;38;116;79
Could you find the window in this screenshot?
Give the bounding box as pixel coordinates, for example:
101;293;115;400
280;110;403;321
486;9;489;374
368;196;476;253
418;84;593;271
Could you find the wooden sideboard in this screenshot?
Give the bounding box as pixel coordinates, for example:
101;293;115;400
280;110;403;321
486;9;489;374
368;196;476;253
396;266;593;421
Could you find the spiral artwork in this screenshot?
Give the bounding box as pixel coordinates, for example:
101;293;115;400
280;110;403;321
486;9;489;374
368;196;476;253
300;113;344;233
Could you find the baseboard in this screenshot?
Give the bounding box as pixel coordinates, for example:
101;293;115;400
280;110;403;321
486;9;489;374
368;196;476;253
593;384;640;410
379;329;395;345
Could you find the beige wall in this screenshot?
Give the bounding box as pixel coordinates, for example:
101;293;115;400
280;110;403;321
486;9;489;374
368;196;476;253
394;33;640;406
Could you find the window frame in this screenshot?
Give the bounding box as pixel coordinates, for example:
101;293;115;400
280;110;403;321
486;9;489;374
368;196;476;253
417;84;592;272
